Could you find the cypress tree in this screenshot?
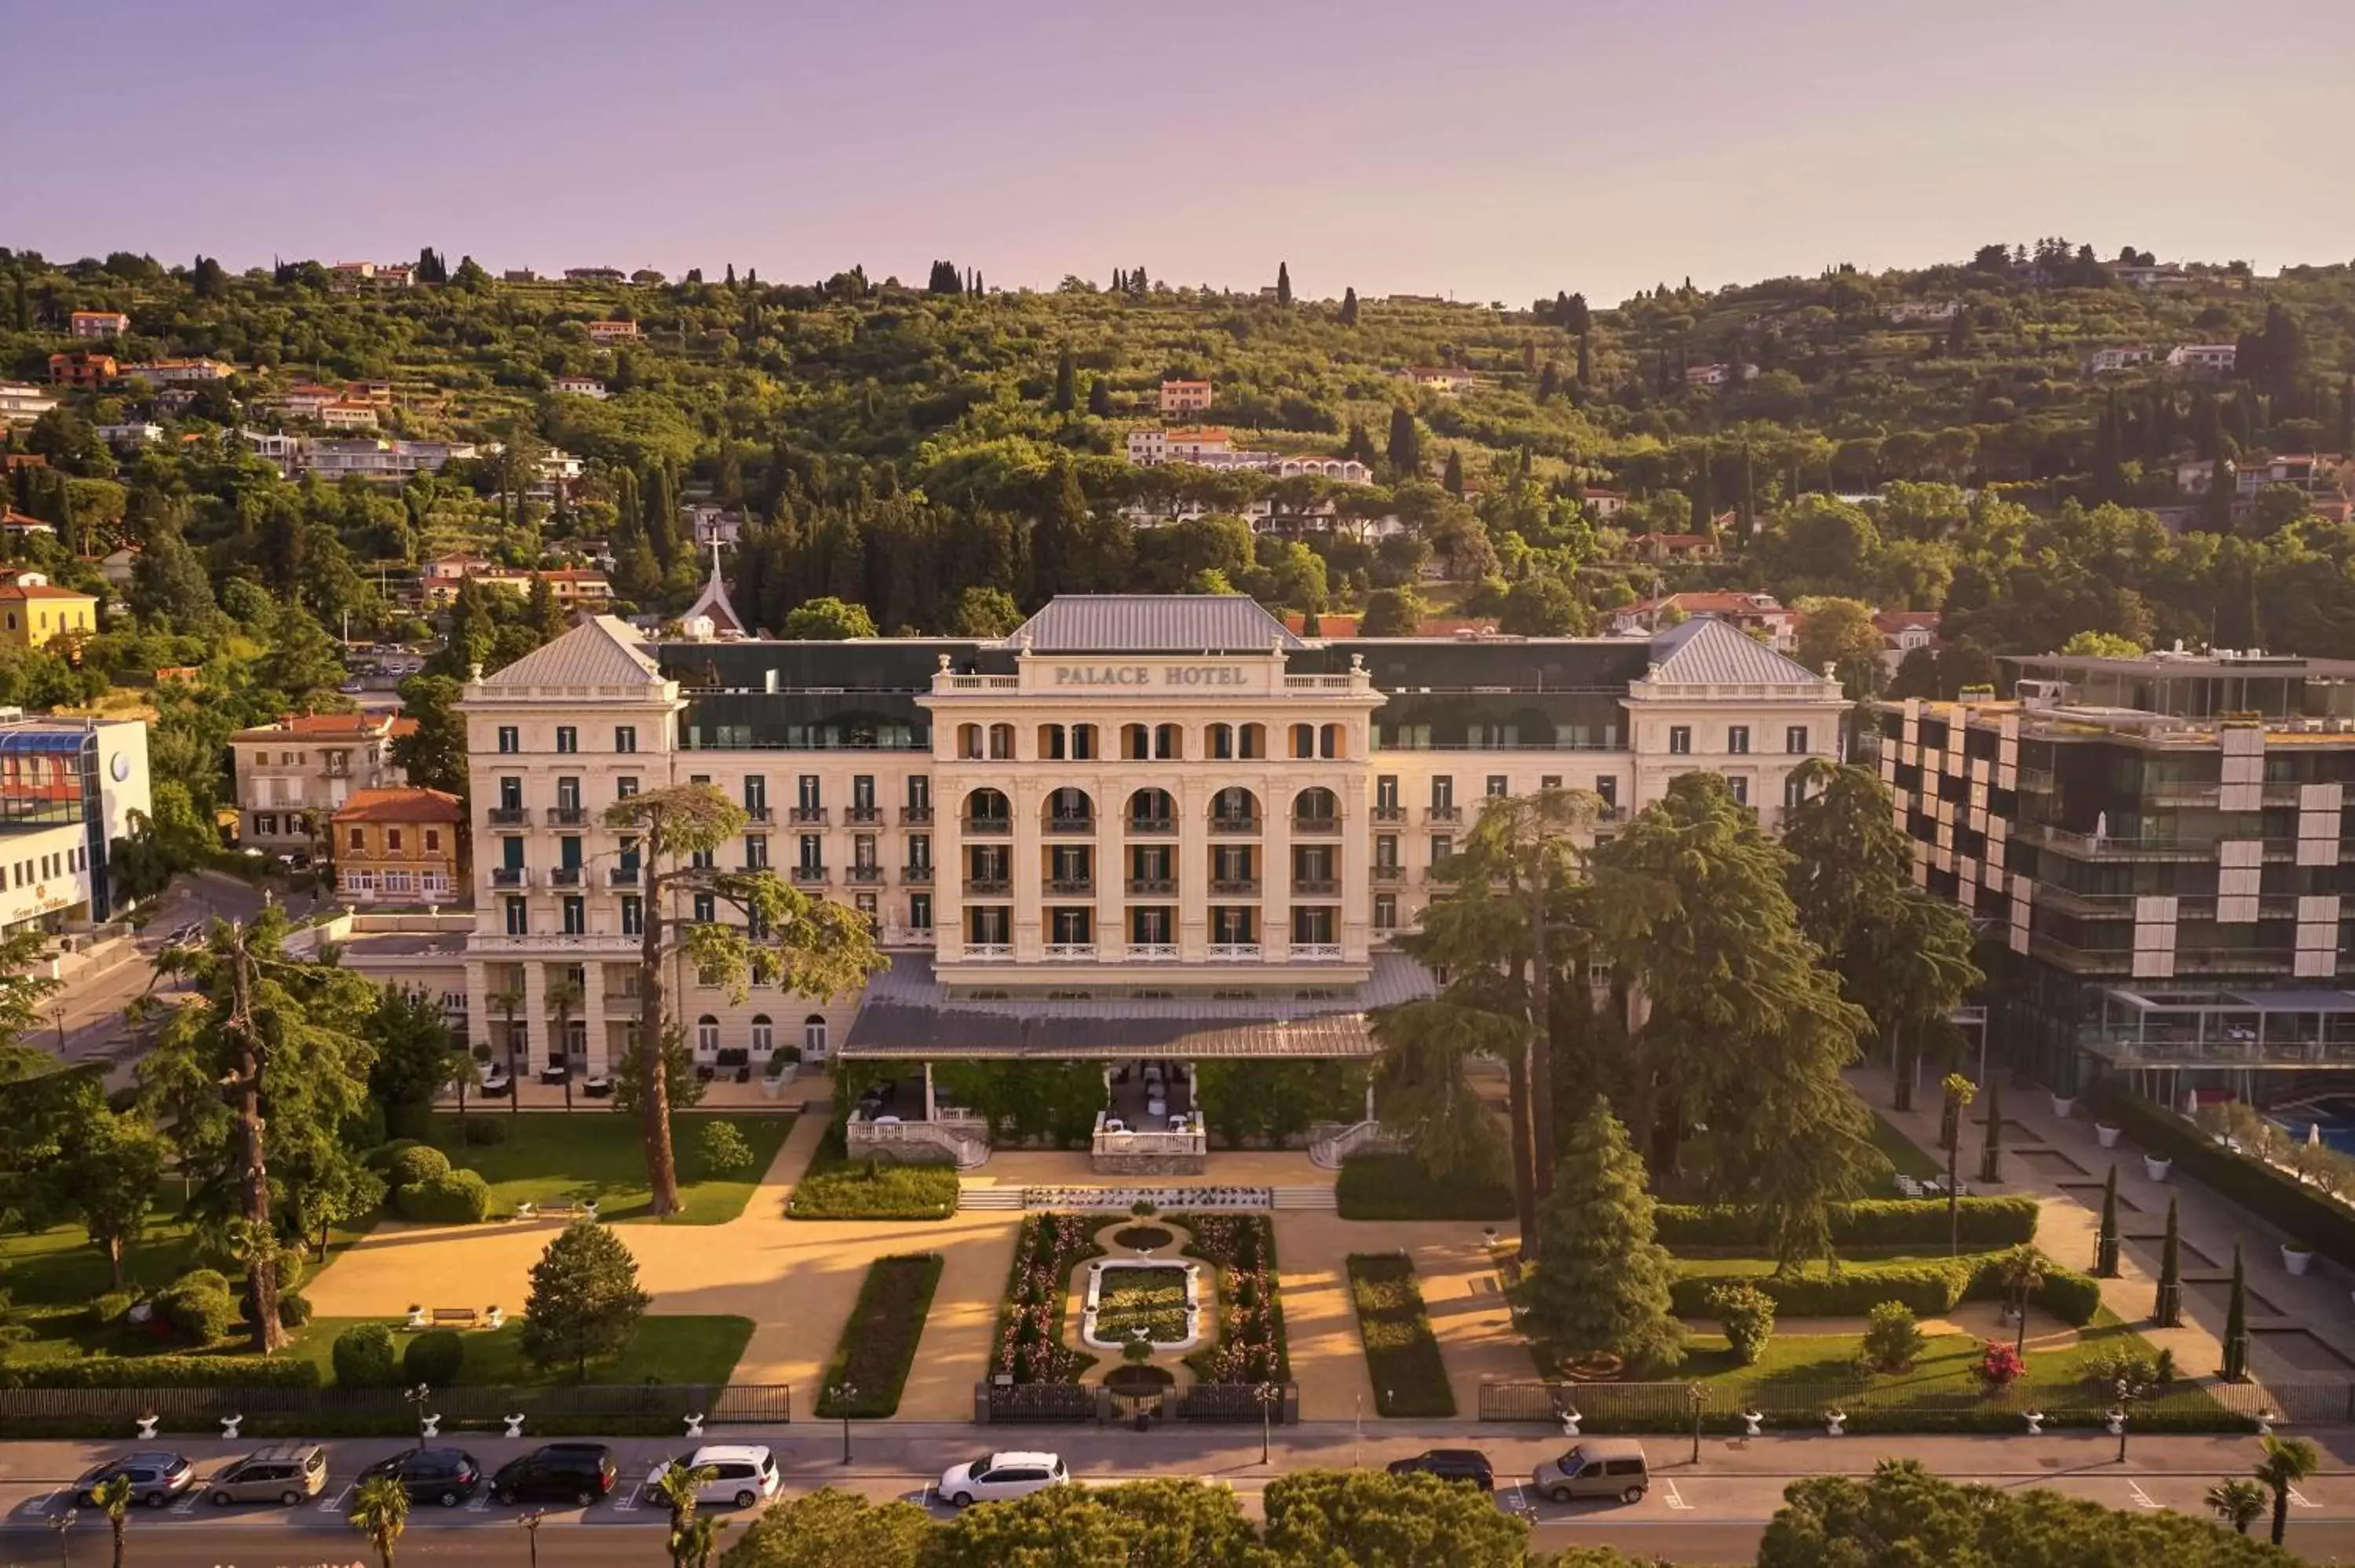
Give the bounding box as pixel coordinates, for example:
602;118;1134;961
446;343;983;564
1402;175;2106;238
1441;450;1464;498
2338;374;2354;455
2222;1242;2250;1380
1051;345;1075;414
1575;334;1593;387
1086;377;1111;418
2204;450;2237;534
1537;362;1560;402
1339;286;1358;327
1386;406;1422;477
1275;261;1291;307
2095;1164;2121;1276
1978;1072;2003;1184
2153;1196;2182;1327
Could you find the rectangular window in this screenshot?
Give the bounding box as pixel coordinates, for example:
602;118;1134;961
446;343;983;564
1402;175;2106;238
555;726;578;754
907;775;931;812
556;776;581;811
1375;775;1399;811
1729;776;1751;807
910;892;932;931
503;896;528;935
347;827;364;850
746;834;769;870
854;892;878;930
498;777;522;811
620;895;644;935
1784;773;1807;810
744;775;767;813
853;775;875;810
1668;726;1692;755
798;833;821;871
1374;893;1397;931
1486;775;1507;797
1787;725;1810;754
562;896;586;935
496;726;519;754
614;726;637;753
1375;833;1399;870
425;829;441;854
1594;776;1618;808
1431;777;1455;810
1728;726;1750;755
908;833;931;870
615;776;639;799
1430;833;1453;866
797;775;821;811
692;892;716;924
387;828;403;851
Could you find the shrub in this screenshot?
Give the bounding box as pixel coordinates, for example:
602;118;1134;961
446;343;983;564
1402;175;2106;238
346;1099;389;1150
1704;1283;1776;1366
699;1121;755;1176
86;1291;134;1328
332;1322;401;1388
173;1268;232;1296
462;1116;507;1147
403;1328;466;1385
1336;1154;1516;1221
789;1158;959;1220
396;1169;492;1223
2096;1085;2355;1268
2076;1344;2160;1391
1670;1258;1974;1318
2026;1263;2102;1327
385;1144;451;1188
366;1138;425;1171
157;1276;239;1343
1860;1301;1925;1373
1972;1340;2026;1388
1654;1196;2039;1250
277;1290;313;1328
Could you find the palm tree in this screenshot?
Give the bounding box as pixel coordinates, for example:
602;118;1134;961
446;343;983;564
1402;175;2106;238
349;1474;409;1568
546;972;583;1112
1992;1244;2046;1355
491;986;524;1120
2206;1476;2267;1535
2255;1435;2321;1547
670;1511;727;1568
1941;1073;1977;1256
93;1473;132;1568
651;1463;716;1568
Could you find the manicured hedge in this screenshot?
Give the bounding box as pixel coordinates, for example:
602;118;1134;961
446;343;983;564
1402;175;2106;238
395;1169;492;1223
1655;1197;2040;1251
0;1356;321;1389
788;1150;961;1220
2094;1084;2355;1268
1335;1156;1516;1221
814;1253;944;1417
333;1323;400;1388
1346;1254;1454;1417
1669;1253;2103;1327
403;1329;466;1386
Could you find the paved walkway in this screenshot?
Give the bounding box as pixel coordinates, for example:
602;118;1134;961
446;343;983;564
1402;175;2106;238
1856;1064;2355;1393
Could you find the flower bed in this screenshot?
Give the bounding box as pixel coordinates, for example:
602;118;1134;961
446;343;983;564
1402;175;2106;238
1347;1253;1454;1417
813;1253;942;1417
991;1213;1104;1384
1090;1265;1193;1345
1172;1212;1289;1384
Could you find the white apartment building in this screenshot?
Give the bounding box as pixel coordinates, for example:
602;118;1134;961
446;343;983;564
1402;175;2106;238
417;597;1842;1162
2168;344;2238;374
553;376;608;399
0;383;60;426
2085;346;2156;374
284;438;479;481
96;423;163;450
229;711;416;850
120;359;233;385
70;312;130;339
0;713;151;934
1886;300;1962;323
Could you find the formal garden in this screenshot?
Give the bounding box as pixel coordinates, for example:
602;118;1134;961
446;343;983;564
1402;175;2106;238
785;1123;962;1220
394;1110;795;1225
813;1253;944;1417
1346;1253;1453;1417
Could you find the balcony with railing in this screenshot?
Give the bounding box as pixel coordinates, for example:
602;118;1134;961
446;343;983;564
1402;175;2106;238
1291;815;1341;836
1207;942;1261;961
1045;814;1097;836
964;877;1011;895
1126;943;1180;961
900;804;934;826
1125;815;1175;835
789;805;828;825
1126;877;1176;895
845;804;882;824
790;864;830;885
1424;805;1464;825
546;806;590;827
608;866;641;887
846;864;885;884
1210;877;1261;896
1044;942;1097;959
1210;815;1261;835
901;863;933;884
1371;864;1404;884
489;866;529;888
743;804;776;824
962;943;1014;961
1372;804;1407;823
1046;877;1095;896
487;807;530;827
546;866;584;888
1289;942;1345;961
1292;877;1339;895
964;816;1011;836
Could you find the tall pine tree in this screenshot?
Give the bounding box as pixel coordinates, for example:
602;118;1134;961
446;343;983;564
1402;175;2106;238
1275;261;1291;306
1521;1098;1682;1372
1339;286;1358;326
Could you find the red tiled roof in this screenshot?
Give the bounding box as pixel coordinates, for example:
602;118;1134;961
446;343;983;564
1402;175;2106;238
333;787;462;825
231;712;403;742
0;582;89;600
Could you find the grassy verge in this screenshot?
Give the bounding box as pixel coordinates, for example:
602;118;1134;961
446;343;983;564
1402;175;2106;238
1335;1154;1515;1221
1347;1253;1454;1417
813;1254;944;1417
787;1126;960;1220
426;1111;792;1224
287;1315;752;1389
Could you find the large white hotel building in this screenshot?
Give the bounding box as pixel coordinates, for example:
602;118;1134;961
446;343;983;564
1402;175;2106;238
408;594;1843;1165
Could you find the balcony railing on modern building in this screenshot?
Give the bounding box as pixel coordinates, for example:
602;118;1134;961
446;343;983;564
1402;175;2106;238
1045;815;1096;835
1209;815;1261;835
901;864;933;884
964;816;1011;836
546;866;584;888
488;866;530;888
790;865;829;885
546;806;590;827
845;864;885;884
900;804;934;826
789;805;828;825
1291;815;1341;836
1046;877;1095;896
1125;815;1174;835
487;807;529;827
1210;877;1260;896
1291;877;1339;895
965;877;1011;895
1424;805;1463;825
1126;877;1176;895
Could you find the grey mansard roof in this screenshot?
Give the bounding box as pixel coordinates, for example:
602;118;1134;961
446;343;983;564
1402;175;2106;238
1647;617;1835;687
476;615;663;688
1007;595;1305;654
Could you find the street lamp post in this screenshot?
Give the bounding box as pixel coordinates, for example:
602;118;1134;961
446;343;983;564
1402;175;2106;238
49;1506;75;1568
2112;1378;2134;1464
1257;1382;1280;1465
1689;1382;1706;1464
517;1508;546;1568
833;1382;857;1464
405;1383;432;1449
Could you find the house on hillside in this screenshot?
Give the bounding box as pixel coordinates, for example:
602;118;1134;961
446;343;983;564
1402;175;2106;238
1159;379;1212;414
1401;366;1475;395
585;319;641;343
1612;591;1795;652
70;311;130;339
2167;343;2236;375
47;352;116;388
1886;300;1961;323
552;375;608;399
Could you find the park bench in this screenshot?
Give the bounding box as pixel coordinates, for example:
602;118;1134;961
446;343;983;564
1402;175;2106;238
515;1198;598;1222
430;1307;480;1328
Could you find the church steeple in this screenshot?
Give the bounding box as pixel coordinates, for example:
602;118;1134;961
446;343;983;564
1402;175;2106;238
681;539;745;639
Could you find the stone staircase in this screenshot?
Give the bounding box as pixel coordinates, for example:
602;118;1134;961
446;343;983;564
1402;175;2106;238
956;1183;1025;1210
1271;1187;1339;1211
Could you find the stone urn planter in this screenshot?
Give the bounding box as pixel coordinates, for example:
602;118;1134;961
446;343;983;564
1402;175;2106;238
2050;1095;2076;1120
2283;1245;2315;1277
2144;1154;2172;1183
2095;1123;2122;1149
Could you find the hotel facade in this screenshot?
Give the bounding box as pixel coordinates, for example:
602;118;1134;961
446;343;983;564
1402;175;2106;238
437;595;1843;1165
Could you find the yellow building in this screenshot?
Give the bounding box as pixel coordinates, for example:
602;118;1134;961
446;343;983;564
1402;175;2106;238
0;571;97;650
330;787;465;904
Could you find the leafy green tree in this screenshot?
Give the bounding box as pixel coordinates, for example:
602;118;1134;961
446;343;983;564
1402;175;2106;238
780;596;876;640
92;1471;132;1568
604;782;880;1212
1792;596;1886;697
138;908;376;1351
253;604;352;710
1498;575;1584;635
1978;1072;2003;1183
1262;1468;1529;1568
1339;286;1358;326
521;1220;652;1377
366;984;458;1140
931;1479;1254;1568
1368;1000;1515;1191
389;675;469;797
2061;629;2143;657
717;1488;931;1568
1086;376;1112;418
2255;1436;2320;1547
1521;1097;1681;1370
40;1103;165;1289
1356;586;1423;637
1050;345;1075;414
349;1473;408;1568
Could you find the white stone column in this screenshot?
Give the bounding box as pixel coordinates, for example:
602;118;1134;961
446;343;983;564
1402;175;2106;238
580;961;608;1074
520;960;548;1071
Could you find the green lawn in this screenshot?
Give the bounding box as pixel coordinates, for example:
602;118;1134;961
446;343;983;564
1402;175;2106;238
1870;1114;1945;1181
290;1315;752;1388
425;1112;792;1224
1094;1267;1192;1344
1334;1154;1516;1221
814;1254;943;1418
786;1127;960;1220
1348;1253;1455;1417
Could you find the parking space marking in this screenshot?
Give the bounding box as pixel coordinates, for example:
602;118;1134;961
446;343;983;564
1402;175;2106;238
612;1483;644;1514
2291;1486;2319;1510
169;1493;199;1515
467;1490;493;1513
1662;1479;1692;1511
2127;1481;2163;1510
319;1483;352;1515
27;1490;60;1517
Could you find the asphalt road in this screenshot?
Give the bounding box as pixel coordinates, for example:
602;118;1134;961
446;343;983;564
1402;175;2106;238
5;1427;2353;1567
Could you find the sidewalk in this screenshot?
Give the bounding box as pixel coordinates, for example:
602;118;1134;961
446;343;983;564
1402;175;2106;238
1855;1064;2355;1394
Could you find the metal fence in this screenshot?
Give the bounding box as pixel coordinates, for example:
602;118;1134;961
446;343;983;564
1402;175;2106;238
0;1383;790;1438
1177;1383;1294;1424
1476;1379;2343;1432
983;1383;1098;1424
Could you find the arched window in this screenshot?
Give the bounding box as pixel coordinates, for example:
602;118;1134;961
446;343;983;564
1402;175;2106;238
1320;723;1343;760
988;723;1014;760
1290;723;1316;759
1154;723;1181;760
750;1014;774;1057
803;1014;828;1056
1294;786;1338;826
1210;786;1261;830
695;1015;721;1056
1239;723;1266;759
1127;788;1174;830
1122;723;1150;760
1045;787;1094;830
1207;724;1234;760
965;787;1011;828
957;723;983;760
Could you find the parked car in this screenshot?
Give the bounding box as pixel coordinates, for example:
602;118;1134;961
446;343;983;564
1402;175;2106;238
491;1442;616;1507
1386;1449;1494;1490
75;1453;195;1508
1532;1439;1649;1504
358;1447;484;1508
646;1446;779;1510
937;1451;1069;1508
207;1443;328;1508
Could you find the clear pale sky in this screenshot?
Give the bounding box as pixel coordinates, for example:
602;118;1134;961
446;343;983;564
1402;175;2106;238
7;0;2350;305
